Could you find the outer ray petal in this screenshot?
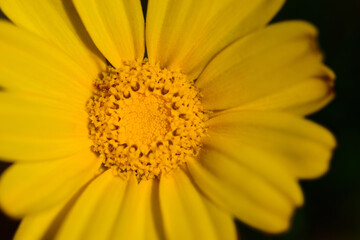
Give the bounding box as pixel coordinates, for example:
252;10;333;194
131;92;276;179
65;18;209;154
56;170;127;240
57;173;164;240
0;150;100;218
202;132;304;205
0;93;91;161
159;169;218;240
13;177;95;240
196;21;334;114
73;0;145;67
109;177;165;240
14;199;69;240
146;0;285;80
0;20;92;103
203;198;237;240
188;158;292;233
225;77;334;116
0;0;105;78
206;111;336;179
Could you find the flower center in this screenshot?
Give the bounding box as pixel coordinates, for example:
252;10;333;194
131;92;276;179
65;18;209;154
119;94;170;146
86;60;207;181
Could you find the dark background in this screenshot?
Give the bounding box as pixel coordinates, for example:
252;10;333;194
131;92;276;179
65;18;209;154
1;0;359;239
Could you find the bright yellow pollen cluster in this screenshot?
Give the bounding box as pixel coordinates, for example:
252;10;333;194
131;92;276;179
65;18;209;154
86;60;207;180
119;94;170;146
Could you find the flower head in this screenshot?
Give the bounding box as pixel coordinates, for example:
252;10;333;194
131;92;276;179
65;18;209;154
0;0;335;239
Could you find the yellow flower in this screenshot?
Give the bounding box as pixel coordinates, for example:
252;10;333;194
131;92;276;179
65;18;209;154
0;0;336;239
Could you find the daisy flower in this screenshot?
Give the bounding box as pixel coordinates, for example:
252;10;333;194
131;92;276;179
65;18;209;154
0;0;336;239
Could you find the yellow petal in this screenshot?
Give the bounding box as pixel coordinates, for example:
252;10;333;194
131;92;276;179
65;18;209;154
196;21;335;115
146;0;285;79
14;199;69;240
0;150;100;218
57;173;163;240
73;0;145;67
188;159;291;233
0;20;92;103
159;169;218;240
202;148;295;217
204;199;237;240
56;170;127;240
225;77;334;116
202;132;304;206
110;178;164;240
0;0;105;78
206;111;336;179
0;93;91;161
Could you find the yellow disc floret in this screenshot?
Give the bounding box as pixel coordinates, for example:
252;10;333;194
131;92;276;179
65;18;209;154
86;59;207;181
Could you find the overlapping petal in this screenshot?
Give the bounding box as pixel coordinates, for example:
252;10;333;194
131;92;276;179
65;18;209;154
225;77;335;116
205;111;336;179
0;20;92;103
109;177;163;240
160;169;220;240
56;170;127;240
57;172;164;240
14;199;69;240
0;0;105;78
0;93;91;161
146;0;285;80
196;21;334;115
188;110;335;232
0;150;100;218
189;155;297;233
73;0;145;67
203;198;237;240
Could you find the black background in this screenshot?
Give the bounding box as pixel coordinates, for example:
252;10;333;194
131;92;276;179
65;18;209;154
1;0;359;239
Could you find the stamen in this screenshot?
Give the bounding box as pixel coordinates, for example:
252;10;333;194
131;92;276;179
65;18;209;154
86;59;208;181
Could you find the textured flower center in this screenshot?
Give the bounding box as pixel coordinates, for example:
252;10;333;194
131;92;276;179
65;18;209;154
119;94;170;146
86;60;207;181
